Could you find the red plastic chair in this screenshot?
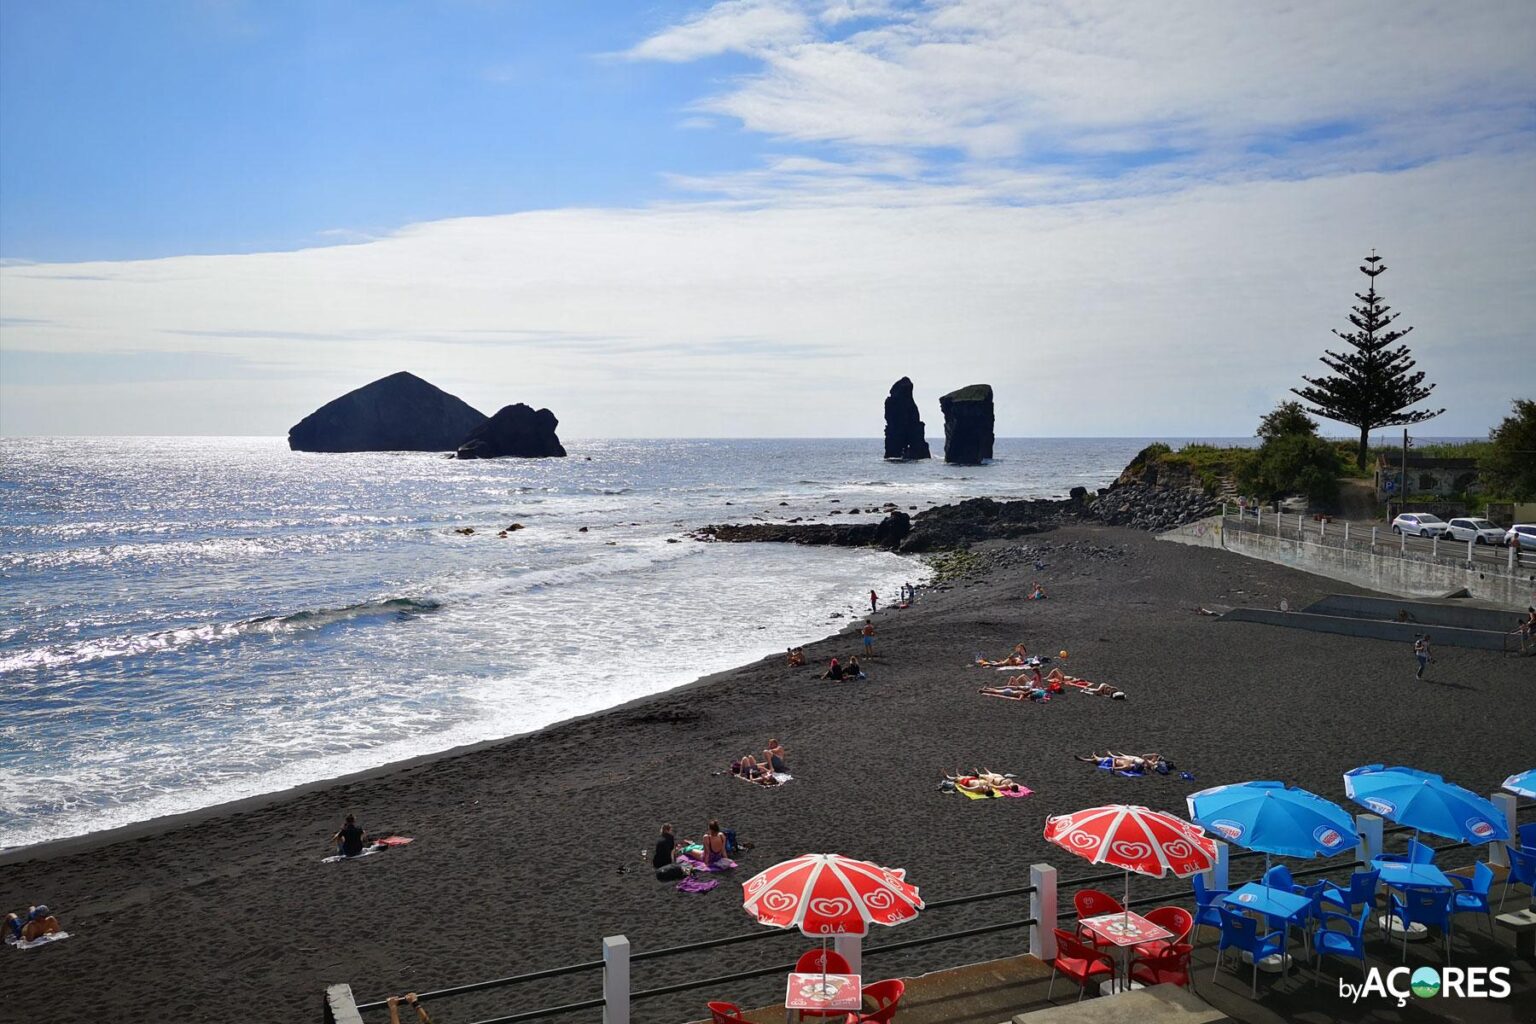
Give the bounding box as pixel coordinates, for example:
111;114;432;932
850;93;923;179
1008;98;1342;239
1073;889;1125;950
1048;928;1117;1002
1128;942;1194;990
842;978;904;1023
793;950;853;1021
1132;905;1193;957
708;1001;752;1023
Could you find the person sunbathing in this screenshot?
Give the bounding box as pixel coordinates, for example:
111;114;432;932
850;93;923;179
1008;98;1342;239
974;646;1028;667
946;772;996;796
5;906;61;943
734;754;769;780
1027;582;1047;600
981;683;1047;701
786;646;807;667
1080;681;1126;699
701;819;733;867
764;739;788;774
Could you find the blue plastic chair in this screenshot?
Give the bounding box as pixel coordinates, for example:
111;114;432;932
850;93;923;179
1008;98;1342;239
1407;839;1437;864
1289;881;1328;960
1213;907;1285;996
1320;869;1380;921
1191;874;1230;943
1312;905;1371;984
1388;889;1454;965
1518;822;1536;851
1262;864;1295;890
1499;847;1536;911
1450;863;1495;934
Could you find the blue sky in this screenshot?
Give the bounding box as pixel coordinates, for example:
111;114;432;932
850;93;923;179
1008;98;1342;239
2;1;1533;437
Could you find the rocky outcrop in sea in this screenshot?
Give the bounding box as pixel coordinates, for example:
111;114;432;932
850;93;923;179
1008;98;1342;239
456;404;567;459
288;372;488;452
939;385;994;464
883;377;931;460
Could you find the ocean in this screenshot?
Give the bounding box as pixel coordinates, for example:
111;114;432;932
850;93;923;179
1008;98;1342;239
1;436;1201;850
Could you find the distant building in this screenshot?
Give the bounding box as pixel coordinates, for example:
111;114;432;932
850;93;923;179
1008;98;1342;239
1374;455;1480;501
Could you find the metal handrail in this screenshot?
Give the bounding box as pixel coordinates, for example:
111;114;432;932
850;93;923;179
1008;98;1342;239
463;997;606;1024
354;960;604;1011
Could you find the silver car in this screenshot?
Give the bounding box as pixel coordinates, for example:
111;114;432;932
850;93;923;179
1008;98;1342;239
1391;513;1448;538
1445;517;1505;545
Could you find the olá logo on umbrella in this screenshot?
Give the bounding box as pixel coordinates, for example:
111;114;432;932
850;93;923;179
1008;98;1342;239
1466;818;1494;840
1362;798;1396;816
1210;819;1245;840
1410;967;1442;999
1313;825;1347;849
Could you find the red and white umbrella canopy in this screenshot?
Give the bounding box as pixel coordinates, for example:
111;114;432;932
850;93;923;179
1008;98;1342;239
1044;805;1218;878
741;853;924;936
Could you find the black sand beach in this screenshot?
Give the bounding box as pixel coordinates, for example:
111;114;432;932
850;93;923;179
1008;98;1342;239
3;524;1533;1024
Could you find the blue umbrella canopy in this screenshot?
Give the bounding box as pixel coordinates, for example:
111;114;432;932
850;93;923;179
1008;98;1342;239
1187;781;1356;859
1504;769;1536;800
1343;765;1509;844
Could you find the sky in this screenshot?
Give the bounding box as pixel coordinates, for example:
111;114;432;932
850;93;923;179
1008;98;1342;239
1;0;1533;438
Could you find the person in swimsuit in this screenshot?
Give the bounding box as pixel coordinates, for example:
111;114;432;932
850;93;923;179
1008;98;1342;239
702;819;730;867
786;647;807;667
861;620;875;655
764;739;787;774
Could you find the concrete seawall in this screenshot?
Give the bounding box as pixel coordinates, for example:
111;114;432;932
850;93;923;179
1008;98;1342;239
1160;516;1536;609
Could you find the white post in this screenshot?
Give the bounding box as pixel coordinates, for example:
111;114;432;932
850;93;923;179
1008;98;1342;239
1029;863;1058;961
1356;813;1384;866
603;935;630;1024
1321;518;1327;540
1401;530;1408;555
1433;535;1439;559
1510;543;1518;572
1468;536;1476;564
833;934;863;977
1371;526;1378;546
1256;506;1262;529
1203;840;1230;892
1344;522;1350;545
1491;792;1518;870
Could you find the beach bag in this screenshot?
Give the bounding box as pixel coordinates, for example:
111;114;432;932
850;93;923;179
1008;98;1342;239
724;828;739;855
655;864;687;882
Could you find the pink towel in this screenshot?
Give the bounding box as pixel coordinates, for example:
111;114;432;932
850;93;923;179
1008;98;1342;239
676;876;719;894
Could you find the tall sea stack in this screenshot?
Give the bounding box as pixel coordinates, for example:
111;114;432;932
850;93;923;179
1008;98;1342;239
939;384;994;465
288;371;488;452
456;404;567;459
882;377;931;460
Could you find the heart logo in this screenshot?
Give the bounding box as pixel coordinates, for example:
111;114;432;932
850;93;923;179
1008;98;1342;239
763;891;797;913
865;890;894;910
745;876;767;894
809;897;854;918
1111;841;1152;861
1069;831;1099;849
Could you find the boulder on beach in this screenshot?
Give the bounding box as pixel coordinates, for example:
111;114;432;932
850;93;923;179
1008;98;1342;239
456;404;567;459
939;384;994;465
288;371;488;452
883;377;932;460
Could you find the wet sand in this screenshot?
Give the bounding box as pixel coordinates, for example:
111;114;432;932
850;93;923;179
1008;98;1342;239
3;524;1532;1024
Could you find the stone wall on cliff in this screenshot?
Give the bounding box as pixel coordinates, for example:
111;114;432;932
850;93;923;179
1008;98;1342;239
883;377;932;460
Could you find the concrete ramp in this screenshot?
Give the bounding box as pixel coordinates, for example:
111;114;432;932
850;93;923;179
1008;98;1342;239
1219;594;1530;653
1007;984;1229;1024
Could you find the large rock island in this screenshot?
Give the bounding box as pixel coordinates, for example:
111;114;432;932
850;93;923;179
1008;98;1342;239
939;384;994;464
456;404;567;459
883;377;932;460
288;372;488;452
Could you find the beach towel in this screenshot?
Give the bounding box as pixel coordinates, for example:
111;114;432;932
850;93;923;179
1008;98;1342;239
676;876;719;895
6;931;70;950
677;854;737;873
374;836;413;847
981;691;1048;703
734;771;792;786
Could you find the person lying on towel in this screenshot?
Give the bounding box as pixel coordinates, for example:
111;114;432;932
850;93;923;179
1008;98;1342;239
979;684;1047;701
5;905;61;944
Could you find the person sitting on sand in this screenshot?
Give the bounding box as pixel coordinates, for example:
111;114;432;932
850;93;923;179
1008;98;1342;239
845;655;867;680
819;657;844;680
387;993;435;1024
1079;681;1126;699
652;823;680;870
764;739;788;774
1027;582;1047;600
786;646;807;667
332;814;368;858
702;819;732;868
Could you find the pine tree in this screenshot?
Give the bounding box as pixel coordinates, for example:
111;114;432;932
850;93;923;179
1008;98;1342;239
1292;252;1442;470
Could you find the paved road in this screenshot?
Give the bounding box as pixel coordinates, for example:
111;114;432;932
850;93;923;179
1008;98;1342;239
1228;513;1527;570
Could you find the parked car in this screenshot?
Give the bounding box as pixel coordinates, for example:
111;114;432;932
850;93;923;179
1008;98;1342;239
1504;524;1536;549
1445;517;1506;545
1391;513;1449;537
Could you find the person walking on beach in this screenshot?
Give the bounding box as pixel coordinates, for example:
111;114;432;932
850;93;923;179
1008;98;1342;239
332;814;368;858
862;619;876;656
1413;635;1432;679
869;589;879;613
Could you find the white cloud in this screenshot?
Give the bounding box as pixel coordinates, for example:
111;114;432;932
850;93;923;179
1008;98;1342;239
3;154;1532;437
624;0;811;62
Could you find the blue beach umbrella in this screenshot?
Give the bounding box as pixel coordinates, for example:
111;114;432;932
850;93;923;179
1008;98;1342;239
1187;781;1356;868
1343;765;1509;844
1504;770;1536;799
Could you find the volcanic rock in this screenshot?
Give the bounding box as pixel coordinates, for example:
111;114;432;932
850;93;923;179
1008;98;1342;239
883;377;932;460
456;404;567;459
939;384;994;464
288;371;487;452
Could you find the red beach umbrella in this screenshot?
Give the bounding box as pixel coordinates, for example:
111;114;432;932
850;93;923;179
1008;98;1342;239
742;853;924;935
1044;805;1219;924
